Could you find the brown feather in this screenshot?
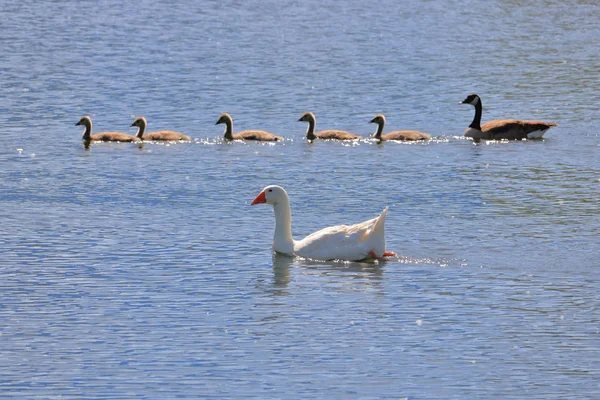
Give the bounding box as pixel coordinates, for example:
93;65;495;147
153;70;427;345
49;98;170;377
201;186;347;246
299;112;361;141
380;130;431;141
90;132;140;142
461;94;557;140
217;113;283;141
481;119;558;140
142;131;191;141
370;114;430;141
233;130;283;141
315;130;361;140
78;116;140;143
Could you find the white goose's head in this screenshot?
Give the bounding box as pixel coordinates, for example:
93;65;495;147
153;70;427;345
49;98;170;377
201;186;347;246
460;93;481;106
251;185;288;206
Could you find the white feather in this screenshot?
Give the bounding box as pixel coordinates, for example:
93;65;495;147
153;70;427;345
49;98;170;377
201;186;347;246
294;207;388;261
526;129;547;139
252;185;390;261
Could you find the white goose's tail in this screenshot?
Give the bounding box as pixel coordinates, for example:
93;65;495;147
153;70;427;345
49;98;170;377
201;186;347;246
371;207;388;234
366;207;388;257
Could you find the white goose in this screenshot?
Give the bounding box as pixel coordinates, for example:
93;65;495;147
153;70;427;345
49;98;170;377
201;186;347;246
251;185;395;261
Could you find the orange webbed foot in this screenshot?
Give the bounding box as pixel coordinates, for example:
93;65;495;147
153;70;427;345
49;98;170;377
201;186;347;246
368;251;397;259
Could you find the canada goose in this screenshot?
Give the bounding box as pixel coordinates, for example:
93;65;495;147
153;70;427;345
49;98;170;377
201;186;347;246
460;94;557;140
298;112;362;141
369;114;431;141
216;113;283;141
76;116;140;143
130;117;191;141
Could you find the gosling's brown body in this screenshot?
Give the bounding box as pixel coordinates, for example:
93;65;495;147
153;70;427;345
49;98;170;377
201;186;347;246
298;111;361;141
461;94;557;140
379;131;431;141
370;114;431;141
143;131;191;141
314;130;362;140
229;130;283;141
216;113;283;142
131;117;191;141
76;116;140;143
90;132;141;142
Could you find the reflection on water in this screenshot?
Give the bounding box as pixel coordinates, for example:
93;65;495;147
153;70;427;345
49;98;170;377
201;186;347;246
1;0;599;398
271;253;386;286
272;253;293;288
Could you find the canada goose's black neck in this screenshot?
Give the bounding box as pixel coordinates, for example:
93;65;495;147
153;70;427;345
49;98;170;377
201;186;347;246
223;118;234;140
470;98;483;130
373;119;385;140
305;117;316;141
135;120;146;138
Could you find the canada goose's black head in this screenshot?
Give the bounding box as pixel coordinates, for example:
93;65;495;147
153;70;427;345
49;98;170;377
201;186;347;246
370;114;386;125
216;113;232;125
298;111;315;123
130;116;147;128
75;116;92;127
461;94;481;106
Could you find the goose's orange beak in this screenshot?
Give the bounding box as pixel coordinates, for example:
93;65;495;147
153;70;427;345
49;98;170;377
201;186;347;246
251;191;266;205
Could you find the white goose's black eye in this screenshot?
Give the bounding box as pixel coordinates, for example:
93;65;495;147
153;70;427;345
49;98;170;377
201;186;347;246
268;189;272;192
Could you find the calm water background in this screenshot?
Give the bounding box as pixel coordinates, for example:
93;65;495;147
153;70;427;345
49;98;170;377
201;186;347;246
1;0;599;398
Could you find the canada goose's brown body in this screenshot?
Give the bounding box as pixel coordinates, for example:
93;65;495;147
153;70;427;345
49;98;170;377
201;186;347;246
370;114;431;141
298;112;361;141
461;94;557;140
216;113;283;141
131;117;191;141
76;116;140;142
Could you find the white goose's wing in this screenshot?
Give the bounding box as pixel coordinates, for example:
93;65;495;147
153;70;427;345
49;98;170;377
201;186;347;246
294;208;388;261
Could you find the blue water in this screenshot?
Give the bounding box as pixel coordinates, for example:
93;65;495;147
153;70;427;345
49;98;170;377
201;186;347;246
1;0;599;398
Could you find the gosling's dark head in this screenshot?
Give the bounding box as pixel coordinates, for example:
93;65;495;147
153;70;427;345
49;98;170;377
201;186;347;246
216;113;232;125
461;93;481;106
75;116;91;127
298;111;315;123
370;114;386;125
130;116;147;128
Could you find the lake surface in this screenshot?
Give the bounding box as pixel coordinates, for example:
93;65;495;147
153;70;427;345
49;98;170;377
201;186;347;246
1;0;599;398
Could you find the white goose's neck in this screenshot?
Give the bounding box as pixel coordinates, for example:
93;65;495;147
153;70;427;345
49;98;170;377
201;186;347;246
272;199;294;255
